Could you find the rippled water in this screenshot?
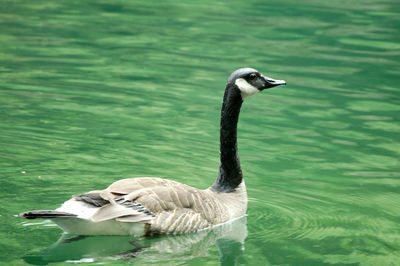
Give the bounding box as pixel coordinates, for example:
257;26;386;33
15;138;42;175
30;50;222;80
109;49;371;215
1;0;399;265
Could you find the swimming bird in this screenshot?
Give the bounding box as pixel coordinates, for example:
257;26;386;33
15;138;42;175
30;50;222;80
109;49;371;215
20;68;286;236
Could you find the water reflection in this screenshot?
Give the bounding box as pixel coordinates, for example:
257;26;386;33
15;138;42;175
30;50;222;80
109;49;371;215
23;216;247;265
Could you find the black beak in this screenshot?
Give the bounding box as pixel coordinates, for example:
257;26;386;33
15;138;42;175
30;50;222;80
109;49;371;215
261;75;286;90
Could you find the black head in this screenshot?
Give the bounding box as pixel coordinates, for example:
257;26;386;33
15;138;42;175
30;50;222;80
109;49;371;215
227;68;286;99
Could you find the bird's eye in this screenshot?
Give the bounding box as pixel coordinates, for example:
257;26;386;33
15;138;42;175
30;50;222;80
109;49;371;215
249;73;257;79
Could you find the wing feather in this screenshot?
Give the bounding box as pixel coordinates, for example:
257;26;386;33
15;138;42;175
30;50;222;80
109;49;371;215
116;216;152;223
91;202;153;223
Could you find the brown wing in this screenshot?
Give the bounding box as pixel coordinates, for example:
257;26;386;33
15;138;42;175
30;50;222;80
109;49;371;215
95;177;228;234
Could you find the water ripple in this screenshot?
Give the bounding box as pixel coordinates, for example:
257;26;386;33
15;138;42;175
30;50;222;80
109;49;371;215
249;185;400;244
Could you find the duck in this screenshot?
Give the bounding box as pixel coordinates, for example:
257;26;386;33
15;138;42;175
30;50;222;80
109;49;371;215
20;68;286;236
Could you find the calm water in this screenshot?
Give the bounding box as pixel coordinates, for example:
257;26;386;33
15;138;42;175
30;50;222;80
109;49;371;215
1;0;399;265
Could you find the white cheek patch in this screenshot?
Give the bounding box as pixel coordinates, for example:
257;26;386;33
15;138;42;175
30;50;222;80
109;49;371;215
235;78;260;99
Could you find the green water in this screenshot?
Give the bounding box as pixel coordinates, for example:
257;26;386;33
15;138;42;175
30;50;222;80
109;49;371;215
1;0;399;265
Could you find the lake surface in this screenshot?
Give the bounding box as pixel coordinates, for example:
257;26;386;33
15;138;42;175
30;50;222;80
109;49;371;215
1;0;399;265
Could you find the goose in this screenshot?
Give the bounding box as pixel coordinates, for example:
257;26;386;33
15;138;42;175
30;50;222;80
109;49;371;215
20;68;286;236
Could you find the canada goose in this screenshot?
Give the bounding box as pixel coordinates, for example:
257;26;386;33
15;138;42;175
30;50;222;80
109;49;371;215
20;68;286;236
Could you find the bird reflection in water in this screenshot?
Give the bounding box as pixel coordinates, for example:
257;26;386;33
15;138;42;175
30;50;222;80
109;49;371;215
23;216;247;265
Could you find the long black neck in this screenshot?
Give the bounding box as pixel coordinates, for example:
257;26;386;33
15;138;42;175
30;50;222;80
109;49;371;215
212;83;244;192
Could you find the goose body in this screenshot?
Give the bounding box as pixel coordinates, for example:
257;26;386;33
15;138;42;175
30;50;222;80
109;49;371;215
20;68;286;236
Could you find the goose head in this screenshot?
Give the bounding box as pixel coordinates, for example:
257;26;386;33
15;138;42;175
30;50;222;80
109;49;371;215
227;68;286;99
